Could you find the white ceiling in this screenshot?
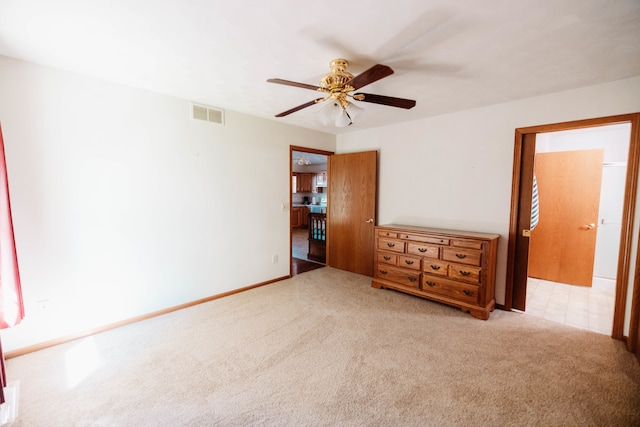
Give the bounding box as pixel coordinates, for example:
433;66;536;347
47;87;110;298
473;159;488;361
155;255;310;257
1;0;639;135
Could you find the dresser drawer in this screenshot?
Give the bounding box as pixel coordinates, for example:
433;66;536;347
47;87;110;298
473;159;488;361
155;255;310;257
376;265;420;289
422;259;448;277
448;264;481;284
452;239;483;250
378;238;405;253
377;252;398;265
421;277;480;304
398;233;449;245
406;242;439;258
398;255;421;270
442;248;482;266
378;230;398;238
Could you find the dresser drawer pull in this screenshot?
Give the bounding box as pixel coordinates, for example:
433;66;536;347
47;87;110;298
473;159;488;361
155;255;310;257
459;271;471;277
418;248;428;253
455;253;467;259
383;256;391;261
379;269;387;275
408;277;417;282
425;281;436;287
463;290;475;296
405;260;414;265
387;243;396;248
430;265;441;270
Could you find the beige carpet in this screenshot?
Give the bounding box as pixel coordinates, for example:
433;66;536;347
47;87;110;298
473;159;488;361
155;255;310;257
6;267;640;426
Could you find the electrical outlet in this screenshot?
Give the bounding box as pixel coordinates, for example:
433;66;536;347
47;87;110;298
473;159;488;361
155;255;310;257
37;299;51;311
272;254;278;264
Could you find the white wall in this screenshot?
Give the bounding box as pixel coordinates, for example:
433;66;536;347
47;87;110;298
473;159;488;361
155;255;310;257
536;124;630;162
337;76;640;317
0;56;335;351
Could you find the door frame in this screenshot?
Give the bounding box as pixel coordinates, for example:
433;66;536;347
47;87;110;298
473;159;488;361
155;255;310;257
289;145;334;276
504;113;640;349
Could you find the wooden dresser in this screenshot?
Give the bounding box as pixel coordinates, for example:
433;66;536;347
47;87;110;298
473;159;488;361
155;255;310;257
372;224;500;320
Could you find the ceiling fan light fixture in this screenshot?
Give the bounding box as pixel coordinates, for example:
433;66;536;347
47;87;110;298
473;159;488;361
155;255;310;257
345;101;363;122
317;92;364;128
317;101;341;125
335;108;352;128
325;100;363;128
297;156;311;165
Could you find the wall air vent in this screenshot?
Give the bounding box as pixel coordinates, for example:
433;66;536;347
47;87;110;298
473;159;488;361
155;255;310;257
191;103;224;125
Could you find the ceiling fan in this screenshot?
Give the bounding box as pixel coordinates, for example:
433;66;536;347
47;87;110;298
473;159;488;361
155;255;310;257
267;59;416;127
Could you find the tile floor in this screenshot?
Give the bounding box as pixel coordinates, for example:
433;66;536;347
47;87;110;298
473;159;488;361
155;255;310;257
524;277;615;335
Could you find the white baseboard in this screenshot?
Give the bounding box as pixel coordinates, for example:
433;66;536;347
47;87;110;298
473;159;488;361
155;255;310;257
592;276;616;291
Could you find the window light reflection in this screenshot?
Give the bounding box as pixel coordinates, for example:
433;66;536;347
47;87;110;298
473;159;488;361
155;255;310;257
64;337;102;388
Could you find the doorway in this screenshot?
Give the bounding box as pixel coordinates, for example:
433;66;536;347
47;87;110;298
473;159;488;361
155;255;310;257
290;146;333;276
288;147;378;278
523;126;629;334
505;113;640;351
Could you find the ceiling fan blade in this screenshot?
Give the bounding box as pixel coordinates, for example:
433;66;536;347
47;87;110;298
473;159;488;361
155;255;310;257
347;64;394;90
267;78;322;91
354;93;416;109
275;98;325;117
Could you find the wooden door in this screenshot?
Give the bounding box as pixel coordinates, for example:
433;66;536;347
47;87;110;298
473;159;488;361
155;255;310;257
327;151;377;276
528;149;604;287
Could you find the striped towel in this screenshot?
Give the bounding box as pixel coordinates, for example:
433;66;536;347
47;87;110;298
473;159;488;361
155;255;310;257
531;174;539;230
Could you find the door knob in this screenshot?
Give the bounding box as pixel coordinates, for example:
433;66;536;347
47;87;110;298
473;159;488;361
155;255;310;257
581;223;596;230
365;219;374;223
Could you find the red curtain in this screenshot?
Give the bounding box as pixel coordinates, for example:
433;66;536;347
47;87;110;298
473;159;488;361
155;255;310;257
0;124;25;403
0;124;23;328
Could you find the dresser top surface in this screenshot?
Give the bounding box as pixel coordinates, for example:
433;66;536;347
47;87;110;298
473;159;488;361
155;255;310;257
377;224;500;241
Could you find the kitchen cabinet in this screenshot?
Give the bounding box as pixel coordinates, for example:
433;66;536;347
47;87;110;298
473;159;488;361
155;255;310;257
291;206;310;228
292;207;302;228
294;173;313;193
314;172;327;193
302;207;309;227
